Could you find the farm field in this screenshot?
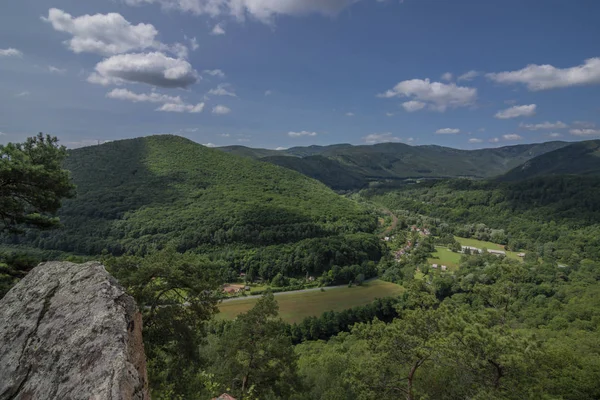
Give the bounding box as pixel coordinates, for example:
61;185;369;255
454;236;523;261
427;247;462;271
217;279;404;323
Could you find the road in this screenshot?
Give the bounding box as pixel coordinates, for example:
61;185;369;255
221;278;378;303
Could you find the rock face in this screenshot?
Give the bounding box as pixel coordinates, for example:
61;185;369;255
0;261;149;400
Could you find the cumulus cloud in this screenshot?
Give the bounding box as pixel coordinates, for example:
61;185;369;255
380;79;477;112
503;134;523;141
519;121;568;130
211;23;226;35
457;70;479;81
468;138;483;143
402;100;426;112
494;104;536;119
275;146;287;150
88;52;198;88
203;143;217;147
0;48;23;57
489;137;500;143
187;36;199;50
204;69;225;78
43;8;159;56
363;132;402;144
435;128;460;134
570;128;600;136
157;102;205;113
441;72;453;81
124;0;360;22
208;83;236;97
106;88;183;104
288;131;317;137
212;105;231;114
487;58;600;91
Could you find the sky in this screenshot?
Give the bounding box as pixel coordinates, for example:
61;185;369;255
1;0;600;149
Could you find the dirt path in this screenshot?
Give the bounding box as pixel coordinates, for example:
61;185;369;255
379;207;399;237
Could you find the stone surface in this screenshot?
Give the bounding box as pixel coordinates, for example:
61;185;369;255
0;261;149;400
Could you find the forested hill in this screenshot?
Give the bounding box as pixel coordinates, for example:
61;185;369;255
500;140;600;181
219;141;569;190
7;135;382;280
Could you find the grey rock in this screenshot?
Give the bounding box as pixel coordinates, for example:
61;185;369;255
0;261;150;400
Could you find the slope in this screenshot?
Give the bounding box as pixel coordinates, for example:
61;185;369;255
9;135;382;280
500;140;600;181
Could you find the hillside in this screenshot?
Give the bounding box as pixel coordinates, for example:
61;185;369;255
219;141;569;189
7;135;381;280
500;140;600;181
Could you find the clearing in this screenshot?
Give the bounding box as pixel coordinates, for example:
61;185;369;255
217;279;404;323
427;247;462;271
454;236;523;261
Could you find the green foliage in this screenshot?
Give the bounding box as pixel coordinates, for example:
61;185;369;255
211;293;300;399
8;135;380;280
0;133;74;231
105;248;223;398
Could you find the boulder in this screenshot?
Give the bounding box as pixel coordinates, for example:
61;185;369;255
0;261;149;400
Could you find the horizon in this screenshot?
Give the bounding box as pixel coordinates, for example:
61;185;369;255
1;0;600;149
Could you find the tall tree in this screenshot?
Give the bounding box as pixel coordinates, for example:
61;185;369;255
0;133;74;231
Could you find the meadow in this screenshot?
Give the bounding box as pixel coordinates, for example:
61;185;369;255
217;279;404;323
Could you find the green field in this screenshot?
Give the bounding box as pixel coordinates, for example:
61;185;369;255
217;279;404;323
454;236;523;261
427;247;462;271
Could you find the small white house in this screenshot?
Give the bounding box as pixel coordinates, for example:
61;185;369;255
431;264;438;269
487;249;506;256
384;236;390;242
441;265;448;271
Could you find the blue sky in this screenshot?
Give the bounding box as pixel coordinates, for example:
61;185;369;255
1;0;599;149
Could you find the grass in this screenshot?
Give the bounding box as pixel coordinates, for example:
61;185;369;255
454;236;523;261
217;279;404;323
427;247;462;271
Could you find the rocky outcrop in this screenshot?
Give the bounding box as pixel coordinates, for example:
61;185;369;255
0;261;149;400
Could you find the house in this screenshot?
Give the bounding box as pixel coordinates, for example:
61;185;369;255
384;236;390;242
518;253;526;257
461;245;482;254
441;265;448;271
431;264;438;269
212;394;237;400
487;249;506;256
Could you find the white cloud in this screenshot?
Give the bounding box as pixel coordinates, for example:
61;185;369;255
401;100;426;112
363;132;402;144
188;36;199;50
288;130;317;137
88;52;198;88
504;99;517;105
468;138;483;143
218;133;231;137
489;137;500;143
106;88;183;104
238;138;250;142
573;121;596;128
457;70;479;81
494;104;536;119
380;79;477;112
43;8;159;56
346;112;354;117
208;83;236;97
441;72;453;81
204;69;225;78
275;146;287;150
124;0;360;22
157;102;205;113
519;121;568;130
0;48;23;57
265;90;272;96
203;143;217;147
211;23;226;35
487;58;600;91
15;91;30;97
0;132;6;136
212;105;231;115
385;112;394;117
435;128;460;134
548;133;562;138
48;65;66;74
570;128;600;136
503;134;523;141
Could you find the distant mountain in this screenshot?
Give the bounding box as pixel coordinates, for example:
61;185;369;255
500;140;600;181
218;141;569;190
